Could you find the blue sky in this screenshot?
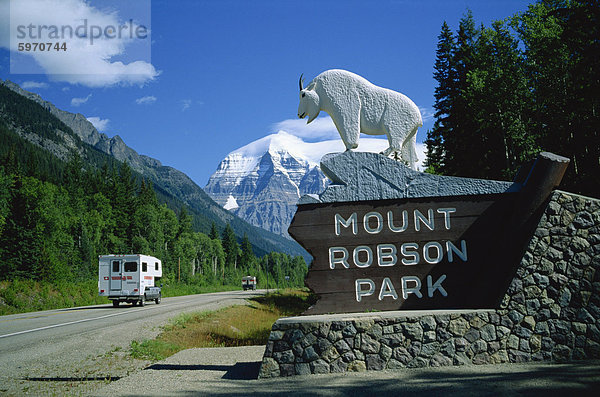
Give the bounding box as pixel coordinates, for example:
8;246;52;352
0;0;532;187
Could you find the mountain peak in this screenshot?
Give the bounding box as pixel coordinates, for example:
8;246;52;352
205;132;331;237
232;130;327;168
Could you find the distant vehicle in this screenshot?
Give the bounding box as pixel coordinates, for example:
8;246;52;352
98;254;162;307
242;276;257;291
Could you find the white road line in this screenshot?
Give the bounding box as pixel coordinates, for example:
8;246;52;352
0;296;236;339
0;308;149;339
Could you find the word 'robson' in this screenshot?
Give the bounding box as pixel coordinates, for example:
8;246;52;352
329;240;467;269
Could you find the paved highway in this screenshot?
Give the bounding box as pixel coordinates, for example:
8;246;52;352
0;290;264;395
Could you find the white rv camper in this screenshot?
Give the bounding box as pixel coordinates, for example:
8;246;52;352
98;254;162;307
242;276;257;291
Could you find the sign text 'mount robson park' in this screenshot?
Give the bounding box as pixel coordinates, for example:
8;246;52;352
329;207;468;303
290;194;520;314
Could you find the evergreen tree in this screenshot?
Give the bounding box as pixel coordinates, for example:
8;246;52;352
425;21;455;174
209;222;219;240
239;233;255;269
446;10;480;176
0;167;12;239
138;179;158;207
2;144;20;176
108;162;137;252
64;153;84;197
221;223;239;269
177;206;193;237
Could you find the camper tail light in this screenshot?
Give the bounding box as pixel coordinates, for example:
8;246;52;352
100;290;105;293
134;288;139;292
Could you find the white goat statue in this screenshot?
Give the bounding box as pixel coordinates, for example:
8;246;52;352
297;69;422;169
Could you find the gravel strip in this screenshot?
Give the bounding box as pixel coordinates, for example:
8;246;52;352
92;345;265;396
92;346;600;397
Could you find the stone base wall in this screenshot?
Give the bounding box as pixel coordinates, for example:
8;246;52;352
259;190;600;377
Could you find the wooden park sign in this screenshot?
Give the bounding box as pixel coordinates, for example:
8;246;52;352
290;152;570;315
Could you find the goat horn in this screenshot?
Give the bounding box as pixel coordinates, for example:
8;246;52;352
299;74;304;91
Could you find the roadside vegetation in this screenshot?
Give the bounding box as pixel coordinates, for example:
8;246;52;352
130;289;316;361
0;279;108;315
0;279;243;316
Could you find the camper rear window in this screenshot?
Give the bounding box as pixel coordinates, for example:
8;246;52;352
112;261;119;272
124;262;137;272
142;262;147;272
155;262;159;271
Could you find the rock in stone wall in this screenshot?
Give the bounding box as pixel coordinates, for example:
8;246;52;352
500;190;600;362
259;190;600;377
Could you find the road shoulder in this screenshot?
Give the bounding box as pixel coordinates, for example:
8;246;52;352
93;346;600;397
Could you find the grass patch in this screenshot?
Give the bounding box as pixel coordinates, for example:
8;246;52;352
0;279;110;316
0;279;242;316
131;340;181;361
130;289;317;361
251;288;318;316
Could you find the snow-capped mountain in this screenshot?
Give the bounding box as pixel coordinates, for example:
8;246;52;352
204;130;391;238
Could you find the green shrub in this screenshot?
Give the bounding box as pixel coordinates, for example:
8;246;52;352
0;279;108;315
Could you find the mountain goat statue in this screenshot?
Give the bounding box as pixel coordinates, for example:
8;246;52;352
297;69;422;169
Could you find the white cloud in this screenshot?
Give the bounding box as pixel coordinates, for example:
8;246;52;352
181;99;192;111
5;0;159;87
419;106;435;124
289;136;427;171
21;81;48;89
272;116;339;141
415;142;427;171
86;116;109;131
135;95;156;105
71;93;91;107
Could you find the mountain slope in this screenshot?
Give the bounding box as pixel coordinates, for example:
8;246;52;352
205;131;391;237
0;79;306;259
